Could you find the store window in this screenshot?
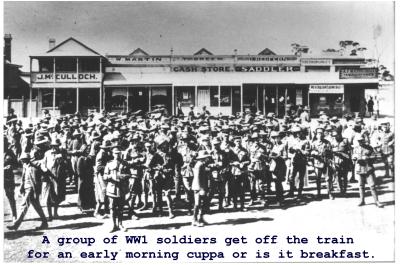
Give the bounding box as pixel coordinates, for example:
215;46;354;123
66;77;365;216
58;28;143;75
197;86;218;107
175;86;195;107
220;86;231;106
42;89;53;108
56;89;76;114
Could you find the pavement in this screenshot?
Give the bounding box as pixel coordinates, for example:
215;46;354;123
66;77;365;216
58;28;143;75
3;156;395;263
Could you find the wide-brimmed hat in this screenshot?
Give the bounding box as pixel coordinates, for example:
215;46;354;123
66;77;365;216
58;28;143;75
315;127;325;134
270;131;280;138
211;138;221;145
91;132;102;141
251;132;259;139
7;118;18;124
330;116;339;122
291;126;302;133
50;139;61;146
72;129;82;137
196;150;211;160
259;130;267;136
100;140;112;149
34;136;49;145
112;147;121;154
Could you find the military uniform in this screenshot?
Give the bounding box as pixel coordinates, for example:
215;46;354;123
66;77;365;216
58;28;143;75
104;156;130;232
379;129;394;178
352;137;383;207
311;135;334;198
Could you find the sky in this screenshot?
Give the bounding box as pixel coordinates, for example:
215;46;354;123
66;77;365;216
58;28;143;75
4;1;395;72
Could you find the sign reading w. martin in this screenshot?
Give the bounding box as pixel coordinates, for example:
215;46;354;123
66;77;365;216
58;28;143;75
33;73;101;83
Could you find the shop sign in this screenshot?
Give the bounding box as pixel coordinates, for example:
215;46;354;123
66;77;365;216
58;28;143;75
171;65;301;72
339;68;378;79
309;84;344;94
33;73;101;83
108;56;169;64
172;66;232;72
301;58;332;65
235;66;300;72
237;55;299;63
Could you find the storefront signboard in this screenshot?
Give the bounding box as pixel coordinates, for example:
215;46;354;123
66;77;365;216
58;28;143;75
107;55;300;65
309;84;344;94
301;58;332;65
339;68;378;79
171;65;301;72
237;55;299;63
33;73;101;83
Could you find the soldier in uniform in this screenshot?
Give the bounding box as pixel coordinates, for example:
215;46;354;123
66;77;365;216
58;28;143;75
192;150;212;226
378;121;394;178
311;128;334;199
248;133;268;206
208;138;227;211
125;146;144;220
287;127;310;198
352;135;384;208
331;131;351;194
148;140;175;218
93;140;112;218
104;147;130;232
178;132;196;214
230;138;250;211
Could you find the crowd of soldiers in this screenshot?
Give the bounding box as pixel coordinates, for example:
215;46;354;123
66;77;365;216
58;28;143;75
4;105;394;232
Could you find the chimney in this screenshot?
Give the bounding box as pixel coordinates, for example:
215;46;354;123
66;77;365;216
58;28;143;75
49;38;56;50
4;34;12;62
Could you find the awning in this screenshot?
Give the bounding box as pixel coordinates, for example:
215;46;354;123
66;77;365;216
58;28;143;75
104;71;379;87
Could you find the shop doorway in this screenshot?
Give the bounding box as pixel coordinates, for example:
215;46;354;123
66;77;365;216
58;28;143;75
242;84;257;113
79;88;100;115
56;89;76;115
232;86;241;115
151;86;172;115
129;87;149;113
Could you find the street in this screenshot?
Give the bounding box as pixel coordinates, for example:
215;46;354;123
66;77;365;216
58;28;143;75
3;158;395;262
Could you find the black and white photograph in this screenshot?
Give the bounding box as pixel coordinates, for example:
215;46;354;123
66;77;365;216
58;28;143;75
2;1;396;263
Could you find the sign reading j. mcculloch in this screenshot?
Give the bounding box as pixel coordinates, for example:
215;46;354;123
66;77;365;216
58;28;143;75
339;68;378;79
33;73;101;83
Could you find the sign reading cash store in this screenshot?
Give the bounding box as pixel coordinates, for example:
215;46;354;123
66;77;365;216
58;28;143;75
172;65;300;72
33;73;101;83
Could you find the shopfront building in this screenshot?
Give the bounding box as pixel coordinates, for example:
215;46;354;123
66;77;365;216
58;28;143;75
30;38;105;117
29;38;379;117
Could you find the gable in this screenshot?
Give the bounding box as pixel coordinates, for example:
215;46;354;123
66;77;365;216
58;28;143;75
194;48;213;56
258;48;276;55
46;38;101;57
129;48;149;56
